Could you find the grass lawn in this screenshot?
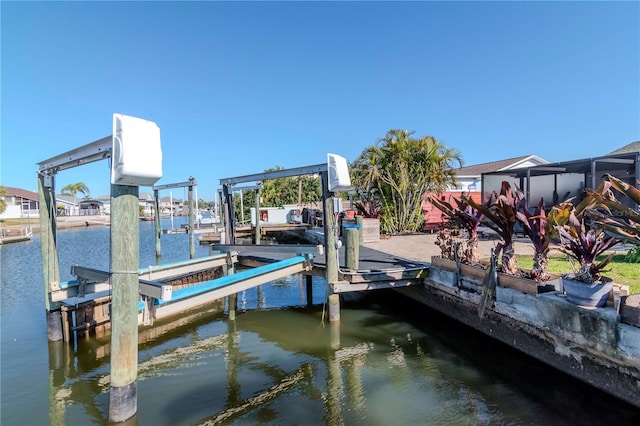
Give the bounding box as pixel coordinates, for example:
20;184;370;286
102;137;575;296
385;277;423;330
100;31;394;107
515;254;640;295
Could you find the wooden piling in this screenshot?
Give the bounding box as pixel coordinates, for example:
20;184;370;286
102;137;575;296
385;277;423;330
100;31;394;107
222;185;235;243
154;189;161;261
108;184;140;423
228;293;237;321
254;188;261;245
226;250;237;321
344;228;359;271
355;215;364;245
306;275;313;306
321;171;338;285
188;183;195;259
328;294;340;322
38;173;63;342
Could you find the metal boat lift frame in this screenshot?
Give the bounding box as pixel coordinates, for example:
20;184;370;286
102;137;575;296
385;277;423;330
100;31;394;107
152;177;198;259
219;163;341;287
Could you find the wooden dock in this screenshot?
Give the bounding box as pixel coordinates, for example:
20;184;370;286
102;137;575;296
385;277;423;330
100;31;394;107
0;227;33;245
52;245;322;343
199;223;311;244
229;244;429;294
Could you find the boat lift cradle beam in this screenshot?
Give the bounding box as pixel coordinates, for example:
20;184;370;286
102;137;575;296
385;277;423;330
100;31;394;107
219;164;326;186
51;253;237;302
37;136;112;176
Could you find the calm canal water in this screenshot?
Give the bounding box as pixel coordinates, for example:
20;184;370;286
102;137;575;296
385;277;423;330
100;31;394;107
1;219;638;425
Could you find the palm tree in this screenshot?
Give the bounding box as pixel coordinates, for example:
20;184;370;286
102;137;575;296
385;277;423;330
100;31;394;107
350;129;462;234
61;182;90;214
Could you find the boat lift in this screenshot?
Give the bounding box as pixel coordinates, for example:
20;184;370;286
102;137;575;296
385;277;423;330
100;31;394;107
50;243;321;341
36;113;351;423
152;177;198;260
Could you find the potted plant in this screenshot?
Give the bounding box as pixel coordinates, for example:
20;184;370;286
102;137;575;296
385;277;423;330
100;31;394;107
547;201;621;307
428;194;484;265
515;197;551;282
467;181;522;275
584;174;640;247
353;190;383;242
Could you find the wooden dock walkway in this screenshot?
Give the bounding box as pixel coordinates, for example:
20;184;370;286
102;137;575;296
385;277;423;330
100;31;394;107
199;223;311;244
223;243;429;294
0;227;33;245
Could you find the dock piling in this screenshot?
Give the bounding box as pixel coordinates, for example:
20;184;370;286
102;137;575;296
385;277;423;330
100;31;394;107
154;188;161;261
355;215;364;245
38;173;63;342
328;294;340;322
188;180;195;259
306;275;313;306
108;184;140;423
344;227;359;271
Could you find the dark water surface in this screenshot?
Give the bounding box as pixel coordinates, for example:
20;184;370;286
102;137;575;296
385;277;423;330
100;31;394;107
1;220;639;425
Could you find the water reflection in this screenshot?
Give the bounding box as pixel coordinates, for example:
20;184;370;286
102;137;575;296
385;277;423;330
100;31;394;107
3;221;640;424
41;293;640;425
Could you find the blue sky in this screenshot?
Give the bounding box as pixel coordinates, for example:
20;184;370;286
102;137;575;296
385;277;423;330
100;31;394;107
2;1;638;201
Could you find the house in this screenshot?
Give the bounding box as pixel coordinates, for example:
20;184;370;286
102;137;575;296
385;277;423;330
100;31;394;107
139;192;156;217
482;142;640;211
78;199;104;215
1;186;159;219
94;195;111;214
94;193;156;216
159;196;184;215
55;194;78;216
607;141;640;156
422;155;549;231
0;187;40;219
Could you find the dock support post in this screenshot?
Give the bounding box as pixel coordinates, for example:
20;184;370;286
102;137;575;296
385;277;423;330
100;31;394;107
222;184;235;244
355;215;363;245
108;184;140;423
321;171;338;285
188;178;195;259
254;187;261;245
226;251;237;321
321;171;340;322
306;275;313;306
154;189;161;262
344;227;359;271
329;294;340;322
228;293;237;321
38;173;63;342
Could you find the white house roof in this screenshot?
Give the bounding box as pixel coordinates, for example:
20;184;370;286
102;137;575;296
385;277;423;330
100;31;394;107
55;194;76;205
455;155;549;178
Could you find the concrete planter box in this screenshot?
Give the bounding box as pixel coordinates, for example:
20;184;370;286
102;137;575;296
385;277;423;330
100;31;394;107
362;217;380;243
430;256;486;279
498;273;561;295
430;256;560;295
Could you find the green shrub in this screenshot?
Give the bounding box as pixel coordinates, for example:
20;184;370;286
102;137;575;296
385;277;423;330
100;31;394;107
625;246;640;263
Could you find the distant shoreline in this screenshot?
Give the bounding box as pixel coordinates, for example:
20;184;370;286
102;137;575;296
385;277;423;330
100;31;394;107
1;215;111;234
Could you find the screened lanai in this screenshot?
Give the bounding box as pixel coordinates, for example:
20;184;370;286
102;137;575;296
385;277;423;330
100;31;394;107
481;151;640;210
